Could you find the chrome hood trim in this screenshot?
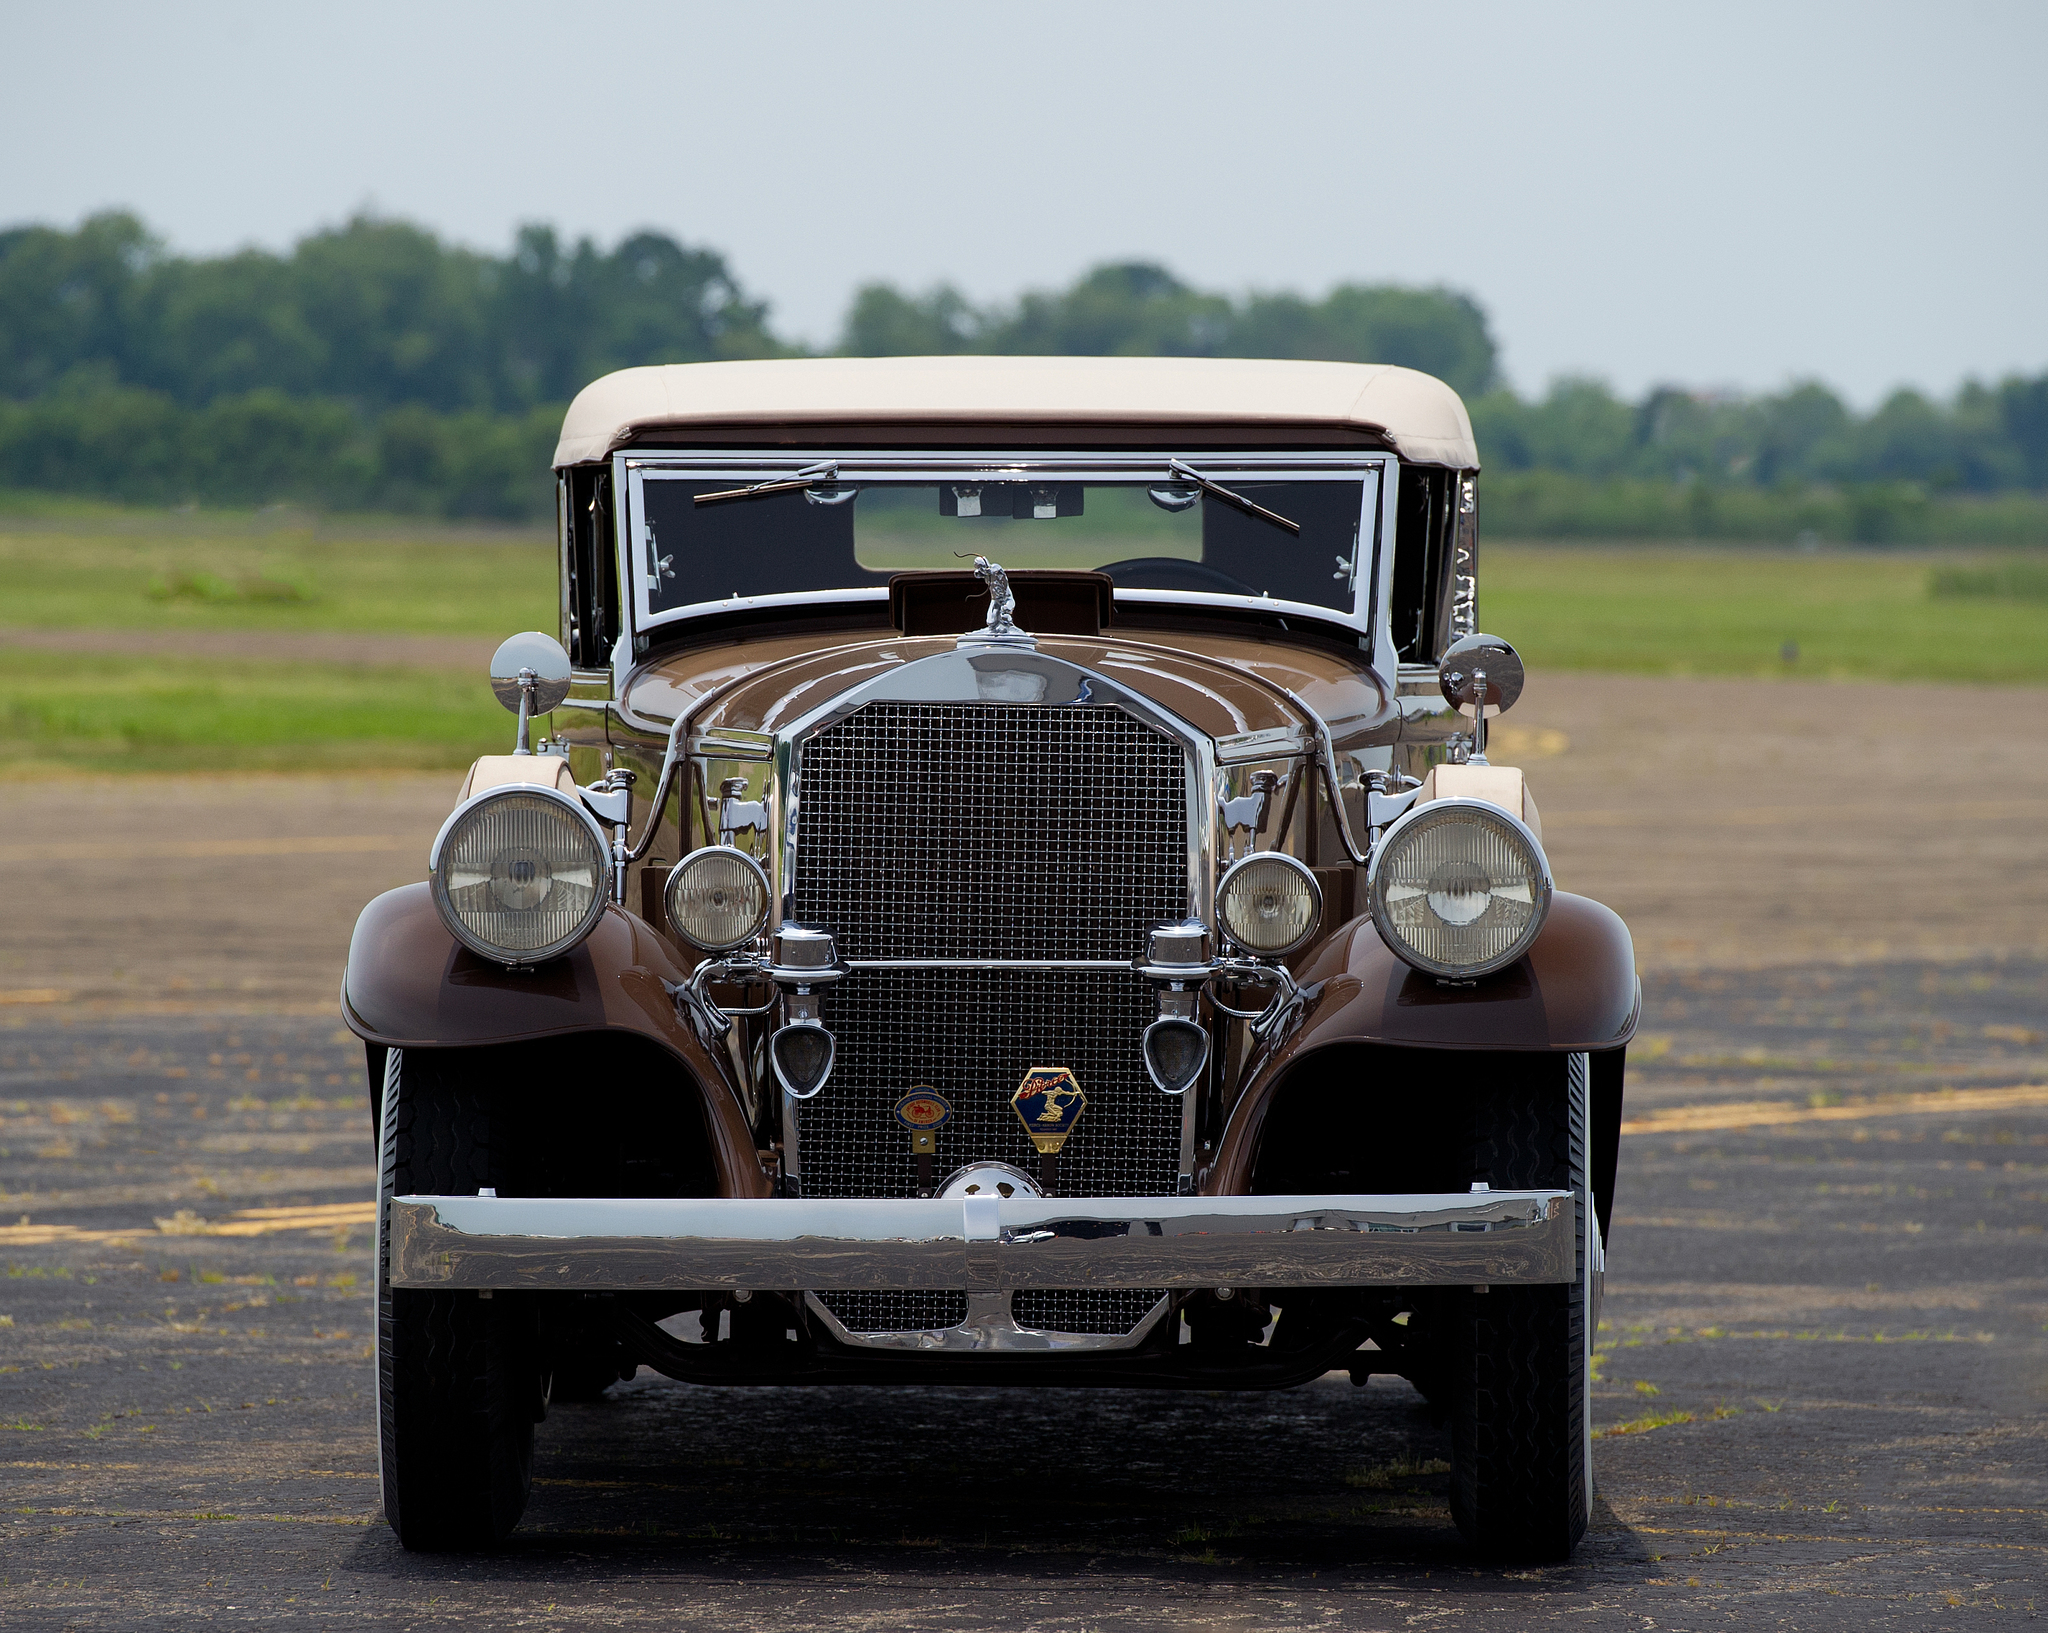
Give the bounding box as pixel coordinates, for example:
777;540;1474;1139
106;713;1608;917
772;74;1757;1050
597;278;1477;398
778;643;1209;742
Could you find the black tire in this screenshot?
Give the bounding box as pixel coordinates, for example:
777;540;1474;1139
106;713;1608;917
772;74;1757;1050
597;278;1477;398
1446;1053;1593;1561
376;1048;541;1551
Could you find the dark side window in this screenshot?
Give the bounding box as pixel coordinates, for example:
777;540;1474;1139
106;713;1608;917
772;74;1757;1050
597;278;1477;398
1389;465;1454;663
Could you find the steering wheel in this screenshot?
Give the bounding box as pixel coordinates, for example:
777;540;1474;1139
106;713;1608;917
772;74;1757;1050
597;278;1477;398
1096;557;1261;596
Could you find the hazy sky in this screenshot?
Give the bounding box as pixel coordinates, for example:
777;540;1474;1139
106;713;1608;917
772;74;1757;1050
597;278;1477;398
5;1;2043;405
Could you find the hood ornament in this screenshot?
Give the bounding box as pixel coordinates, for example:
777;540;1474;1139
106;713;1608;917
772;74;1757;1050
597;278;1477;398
956;555;1035;649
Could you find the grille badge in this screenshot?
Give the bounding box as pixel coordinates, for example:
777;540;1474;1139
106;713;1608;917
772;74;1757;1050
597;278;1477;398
893;1089;953;1132
1011;1067;1087;1155
896;1088;953;1194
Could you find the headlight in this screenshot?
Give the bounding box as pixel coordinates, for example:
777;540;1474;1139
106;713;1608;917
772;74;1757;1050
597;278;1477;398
664;846;771;951
1368;797;1552;978
1216;851;1322;957
430;786;610;966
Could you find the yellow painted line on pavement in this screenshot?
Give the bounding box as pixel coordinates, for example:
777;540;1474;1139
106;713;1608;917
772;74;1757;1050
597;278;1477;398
1621;1083;2048;1135
0;1200;375;1248
0;835;416;866
1626;1522;2043;1554
227;1202;379;1220
7;1505;376;1527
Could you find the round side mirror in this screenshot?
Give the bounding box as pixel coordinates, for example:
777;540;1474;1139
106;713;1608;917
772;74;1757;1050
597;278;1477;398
1438;633;1524;718
489;632;573;716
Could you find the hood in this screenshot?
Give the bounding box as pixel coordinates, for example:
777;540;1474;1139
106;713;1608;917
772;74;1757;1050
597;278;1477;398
622;627;1399;752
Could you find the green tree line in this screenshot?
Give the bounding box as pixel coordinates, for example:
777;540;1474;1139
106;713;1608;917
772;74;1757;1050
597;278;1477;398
2;211;2044;538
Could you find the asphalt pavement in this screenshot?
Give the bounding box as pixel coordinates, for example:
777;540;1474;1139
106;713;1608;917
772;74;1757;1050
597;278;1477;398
2;957;2044;1630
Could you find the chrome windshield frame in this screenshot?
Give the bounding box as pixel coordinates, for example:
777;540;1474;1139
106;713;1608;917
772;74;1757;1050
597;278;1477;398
612;449;1399;673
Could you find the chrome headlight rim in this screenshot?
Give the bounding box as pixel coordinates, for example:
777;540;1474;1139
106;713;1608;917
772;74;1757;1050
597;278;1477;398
664;845;773;953
1367;795;1554;980
1216;849;1324;959
428;784;612;967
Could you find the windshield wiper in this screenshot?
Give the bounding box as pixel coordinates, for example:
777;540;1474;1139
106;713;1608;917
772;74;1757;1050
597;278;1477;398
694;461;839;506
1166;459;1301;535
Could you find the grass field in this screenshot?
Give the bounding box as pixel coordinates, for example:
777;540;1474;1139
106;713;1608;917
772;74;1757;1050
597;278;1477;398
1;515;2043;773
0;649;511;773
0;515;552;635
1484;545;2048;686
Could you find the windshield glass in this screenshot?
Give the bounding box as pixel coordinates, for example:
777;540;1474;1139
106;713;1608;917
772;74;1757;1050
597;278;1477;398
637;477;1369;619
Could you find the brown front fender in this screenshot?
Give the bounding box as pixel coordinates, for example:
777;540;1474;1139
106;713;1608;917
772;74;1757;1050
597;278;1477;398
341;884;769;1198
1207;892;1638;1194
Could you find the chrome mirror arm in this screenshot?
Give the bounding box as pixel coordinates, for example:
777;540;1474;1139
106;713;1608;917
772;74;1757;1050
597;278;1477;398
511;668;539;755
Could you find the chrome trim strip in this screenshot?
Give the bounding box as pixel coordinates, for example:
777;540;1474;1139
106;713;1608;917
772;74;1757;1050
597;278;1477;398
841;958;1140;971
1215;725;1311;765
690;729;776;760
803;1290;1173;1353
385;1190;1575;1291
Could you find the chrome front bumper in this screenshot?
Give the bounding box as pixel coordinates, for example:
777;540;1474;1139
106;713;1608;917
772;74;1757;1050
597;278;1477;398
386;1190;1575;1291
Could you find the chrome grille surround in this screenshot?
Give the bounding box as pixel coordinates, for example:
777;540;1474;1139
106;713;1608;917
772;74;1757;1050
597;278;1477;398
772;648;1213;1343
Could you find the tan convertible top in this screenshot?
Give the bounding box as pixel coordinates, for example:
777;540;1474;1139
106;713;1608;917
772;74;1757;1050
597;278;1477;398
552;356;1478;469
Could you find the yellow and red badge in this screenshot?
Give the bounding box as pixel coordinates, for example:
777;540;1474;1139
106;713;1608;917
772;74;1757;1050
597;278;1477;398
893;1089;953;1133
1010;1066;1087;1154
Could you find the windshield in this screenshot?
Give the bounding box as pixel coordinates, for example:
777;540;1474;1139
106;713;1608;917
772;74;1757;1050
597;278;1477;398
635;474;1372;621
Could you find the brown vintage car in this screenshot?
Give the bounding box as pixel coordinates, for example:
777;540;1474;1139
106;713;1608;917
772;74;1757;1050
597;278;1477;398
345;356;1636;1557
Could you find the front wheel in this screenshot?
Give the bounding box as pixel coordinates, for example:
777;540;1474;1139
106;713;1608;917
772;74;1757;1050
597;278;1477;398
1446;1053;1594;1560
375;1048;542;1551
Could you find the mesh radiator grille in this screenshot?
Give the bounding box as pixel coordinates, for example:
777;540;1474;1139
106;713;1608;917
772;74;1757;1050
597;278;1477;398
815;1289;969;1334
791;701;1189;961
1012;1288;1168;1336
796;966;1180;1200
789;700;1191;1211
814;1289;1167;1338
811;1286;1171;1335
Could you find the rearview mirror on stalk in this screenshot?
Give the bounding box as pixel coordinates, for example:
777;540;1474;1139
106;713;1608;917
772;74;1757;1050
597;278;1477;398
487;631;572;755
1438;633;1524;764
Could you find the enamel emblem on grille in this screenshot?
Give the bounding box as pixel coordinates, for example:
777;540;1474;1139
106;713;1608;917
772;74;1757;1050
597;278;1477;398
892;1089;953;1131
1010;1067;1087;1154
